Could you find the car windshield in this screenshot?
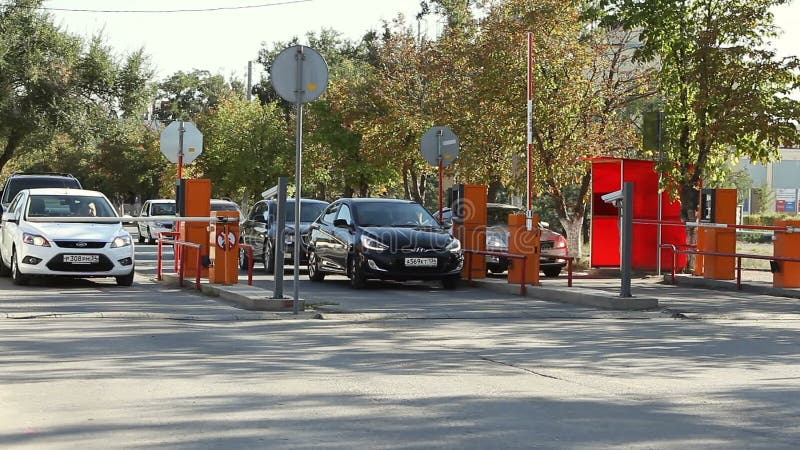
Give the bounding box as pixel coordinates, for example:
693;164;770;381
151;203;176;215
211;202;239;212
487;206;523;226
27;194;116;218
280;202;327;222
3;178;80;205
355;202;440;228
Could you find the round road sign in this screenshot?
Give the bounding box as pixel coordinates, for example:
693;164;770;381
420;126;459;167
270;45;329;104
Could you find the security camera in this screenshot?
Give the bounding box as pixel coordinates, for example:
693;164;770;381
601;189;624;204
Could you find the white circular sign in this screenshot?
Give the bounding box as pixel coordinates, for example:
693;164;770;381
160;121;203;164
270;45;329;104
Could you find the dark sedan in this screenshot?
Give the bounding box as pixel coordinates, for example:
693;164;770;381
240;198;329;273
306;198;463;289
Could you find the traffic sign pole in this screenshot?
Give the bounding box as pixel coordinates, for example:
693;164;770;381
437;129;444;223
178;121;185;179
293;47;304;315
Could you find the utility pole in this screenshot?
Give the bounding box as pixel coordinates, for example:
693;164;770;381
246;61;253;101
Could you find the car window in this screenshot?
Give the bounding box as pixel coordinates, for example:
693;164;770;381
27;194;116;218
321;203;339;225
487;206;523;226
140;202;150;216
337;204;352;225
151;203;176;216
6;192;23;215
279;201;328;222
1;177;81;205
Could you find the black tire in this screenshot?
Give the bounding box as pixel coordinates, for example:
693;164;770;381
239;245;249;270
11;249;29;286
543;266;562;278
0;254;11;277
441;276;460;290
137;228;145;244
263;240;275;274
348;255;367;289
146;226;156;245
307;250;325;281
116;269;135;286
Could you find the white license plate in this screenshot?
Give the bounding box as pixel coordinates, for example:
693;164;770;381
63;254;99;264
404;257;438;267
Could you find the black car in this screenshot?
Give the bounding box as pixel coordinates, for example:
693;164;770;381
306;198;463;289
239;198;329;273
1;173;82;214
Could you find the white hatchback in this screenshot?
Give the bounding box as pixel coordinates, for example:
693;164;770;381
0;188;135;286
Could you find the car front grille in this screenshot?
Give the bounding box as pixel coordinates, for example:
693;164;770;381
54;241;107;249
46;254;115;272
541;241;554;250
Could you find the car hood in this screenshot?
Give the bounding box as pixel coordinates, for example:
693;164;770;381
485;225;561;243
26;222;126;242
363;226;454;250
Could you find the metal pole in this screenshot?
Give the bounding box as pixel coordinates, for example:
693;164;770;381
293;47;305;314
246;61;253;101
178;121;185;179
274;177;287;299
437;129;443;222
526;32;534;230
620;182;633;297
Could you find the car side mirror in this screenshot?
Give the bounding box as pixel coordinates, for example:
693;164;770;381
333;218;350;228
2;211;18;224
540;221;549;228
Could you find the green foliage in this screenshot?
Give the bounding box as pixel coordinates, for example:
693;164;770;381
155;70;243;121
743;213;792;227
601;0;800;220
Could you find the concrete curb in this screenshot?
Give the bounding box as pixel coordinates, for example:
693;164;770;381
664;274;800;299
160;274;307;312
470;279;660;311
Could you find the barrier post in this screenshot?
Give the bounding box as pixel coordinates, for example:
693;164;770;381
773;219;800;288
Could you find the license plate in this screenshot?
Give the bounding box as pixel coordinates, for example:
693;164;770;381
405;257;437;267
63;254;99;264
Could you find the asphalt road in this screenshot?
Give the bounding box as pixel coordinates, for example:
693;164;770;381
0;232;798;449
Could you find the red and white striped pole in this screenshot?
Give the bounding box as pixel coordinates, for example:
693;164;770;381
526;32;534;230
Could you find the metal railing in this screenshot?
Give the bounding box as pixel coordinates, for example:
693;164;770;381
659;243;800;290
462;250;574;295
157;232;203;290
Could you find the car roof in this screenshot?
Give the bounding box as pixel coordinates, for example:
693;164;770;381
25;188;105;197
264;198;328;204
487;203;523;209
146;199;175;203
339;198;417;204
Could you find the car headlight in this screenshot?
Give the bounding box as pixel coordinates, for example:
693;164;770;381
361;235;388;251
284;232;295;245
111;235;132;248
486;234;506;249
445;238;461;253
23;232;50;247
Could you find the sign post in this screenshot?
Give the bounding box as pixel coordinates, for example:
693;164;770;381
421;126;459;221
271;45;329;314
160;120;203;179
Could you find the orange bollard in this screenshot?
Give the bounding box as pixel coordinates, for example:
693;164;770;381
773;219;800;288
208;211;240;285
507;213;540;287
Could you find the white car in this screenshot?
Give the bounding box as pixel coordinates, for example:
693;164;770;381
136;199;176;244
0;188;135;286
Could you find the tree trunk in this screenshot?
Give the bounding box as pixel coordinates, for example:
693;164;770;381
0;129;24;173
559;215;584;259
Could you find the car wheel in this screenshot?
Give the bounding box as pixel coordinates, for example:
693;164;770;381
307;250;325;281
137;228;145;244
441;276;459;290
543;267;562;278
239;245;249;270
146;226;156;245
0;254;11;277
11;249;29;286
348;255;367;289
116;269;135;286
263;240;275;274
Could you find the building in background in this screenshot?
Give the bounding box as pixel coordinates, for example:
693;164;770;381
738;147;800;215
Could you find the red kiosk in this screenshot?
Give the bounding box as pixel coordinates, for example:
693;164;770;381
590;157;687;271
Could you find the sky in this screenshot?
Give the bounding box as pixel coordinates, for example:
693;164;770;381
44;0;800;82
45;0;432;80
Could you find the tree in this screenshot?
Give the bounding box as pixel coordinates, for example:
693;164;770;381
0;0;153;173
154;70;243;121
601;0;800;225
